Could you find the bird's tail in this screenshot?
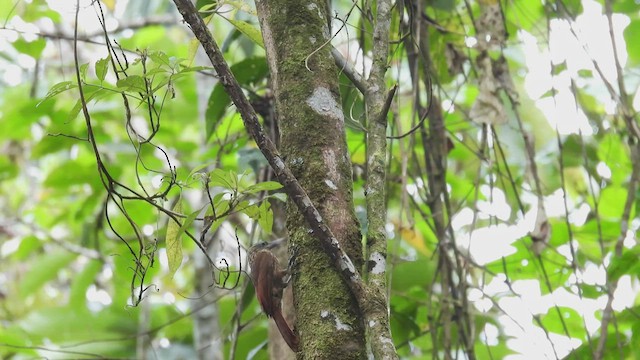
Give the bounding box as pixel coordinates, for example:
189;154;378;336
273;309;299;352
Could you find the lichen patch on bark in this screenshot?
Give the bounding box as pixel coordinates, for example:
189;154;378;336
306;87;344;122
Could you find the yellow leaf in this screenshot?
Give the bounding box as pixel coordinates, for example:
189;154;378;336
166;199;184;278
187;38;200;67
102;0;116;11
397;223;431;256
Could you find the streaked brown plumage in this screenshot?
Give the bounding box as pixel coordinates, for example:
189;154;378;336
248;243;299;352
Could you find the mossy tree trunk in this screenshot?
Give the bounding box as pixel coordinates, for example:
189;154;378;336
256;1;367;358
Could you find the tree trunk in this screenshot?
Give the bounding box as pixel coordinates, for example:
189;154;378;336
256;1;366;358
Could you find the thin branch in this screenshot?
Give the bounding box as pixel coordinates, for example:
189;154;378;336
332;46;366;94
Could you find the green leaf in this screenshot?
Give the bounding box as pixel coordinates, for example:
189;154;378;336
540;307;586;337
258;201;273;234
38;81;77;106
79;62;89;82
598;186;627;220
0;154;18;181
205;57;268;140
562;134;598;167
95;56;111;82
504;0;543;33
613;0;640;13
244;181;283;194
598;133;631;185
552;61;567;75
117;75;147;92
19;251;77;298
166;199;185;278
148;50;171;67
69;260;102;308
12;37;46;58
67;85;112;121
205;85;231;140
391;257;436;291
225;19;264;48
608;245;640;282
561;0;583;15
188;162;217;178
209;168;237;189
577;69;592;78
13;235;41;260
624;19;640;65
44;160;102;188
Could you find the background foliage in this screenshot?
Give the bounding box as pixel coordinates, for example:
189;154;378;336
0;0;639;359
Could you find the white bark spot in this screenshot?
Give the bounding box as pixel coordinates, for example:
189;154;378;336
291;157;304;166
325;179;337;190
340;254;357;274
334;316;352;331
369;252;386;274
331;237;340;246
322;149;341;185
379;335;394;345
274;157;285;170
306;87;344;122
369;320;377;328
320;310;352;331
306;3;323;20
312;209;323;223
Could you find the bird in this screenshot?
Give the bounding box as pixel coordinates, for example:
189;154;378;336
247;242;299;352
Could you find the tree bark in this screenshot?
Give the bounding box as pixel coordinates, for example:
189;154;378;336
255;1;366;358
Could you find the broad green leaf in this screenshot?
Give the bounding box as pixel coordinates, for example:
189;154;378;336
18;251;77;298
95;55;111;82
540;307;586;337
148;50;171;67
504;0;543;33
67;85;112;121
258;200;273;234
598;132;631;186
69;259;102;308
12;37;46;58
205;84;231;140
562;134;598;167
205;57;268;140
624;19;640;65
225;19;264;48
188;161;217;178
244;181;283;194
44;161;101;189
226;0;257;15
391;257;436;291
117;75;147;93
38;81;77;106
209;168;237;189
613;0;640;13
79;62;89;82
13;235;41;260
608;245;640;282
166;199;184;278
21;1;62;23
561;0;583;15
0;327;37;357
0;154;18;181
598;186;627;220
